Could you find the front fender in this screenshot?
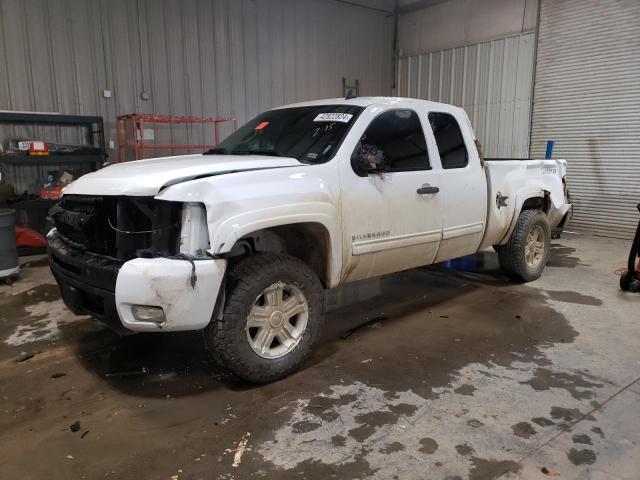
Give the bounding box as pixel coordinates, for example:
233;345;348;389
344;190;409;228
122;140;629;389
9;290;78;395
214;206;341;287
212;204;337;255
155;164;343;286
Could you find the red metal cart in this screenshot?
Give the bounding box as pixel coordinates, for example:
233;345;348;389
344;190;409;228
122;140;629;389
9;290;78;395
117;114;237;163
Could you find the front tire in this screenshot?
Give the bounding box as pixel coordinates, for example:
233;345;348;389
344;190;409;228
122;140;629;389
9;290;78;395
205;253;324;383
495;210;551;282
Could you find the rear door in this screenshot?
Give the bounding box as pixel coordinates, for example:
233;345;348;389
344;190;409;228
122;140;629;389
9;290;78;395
339;107;443;282
426;110;487;262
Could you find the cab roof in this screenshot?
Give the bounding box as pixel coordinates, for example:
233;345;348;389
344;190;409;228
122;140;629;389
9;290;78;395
277;96;462;113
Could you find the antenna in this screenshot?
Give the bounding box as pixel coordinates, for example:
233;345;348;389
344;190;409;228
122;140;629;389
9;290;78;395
342;77;360;99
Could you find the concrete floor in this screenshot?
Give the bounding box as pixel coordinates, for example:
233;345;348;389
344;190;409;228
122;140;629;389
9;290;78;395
0;233;639;480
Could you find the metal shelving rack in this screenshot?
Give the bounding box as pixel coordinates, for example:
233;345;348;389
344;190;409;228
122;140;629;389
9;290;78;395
0;111;107;235
0;111;106;166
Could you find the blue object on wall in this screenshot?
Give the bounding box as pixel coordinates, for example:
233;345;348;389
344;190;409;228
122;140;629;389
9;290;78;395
545;140;555;159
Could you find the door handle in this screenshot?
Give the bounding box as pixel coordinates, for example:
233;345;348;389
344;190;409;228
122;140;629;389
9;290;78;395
417;185;439;195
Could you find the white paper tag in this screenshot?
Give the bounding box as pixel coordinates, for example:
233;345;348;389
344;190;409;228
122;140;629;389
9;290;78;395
313;113;353;123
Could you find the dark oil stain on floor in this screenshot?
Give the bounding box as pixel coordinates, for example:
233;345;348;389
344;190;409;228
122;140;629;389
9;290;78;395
455;443;475;456
379;441;405;454
347;423;377;443
280;456;376;480
545;290;603;306
572;433;592;445
291;420;322;434
454;384;476;396
550;406;593;423
0;283;73;355
549;406;596;432
468;458;521;480
418;437;438;454
354;410;403;432
388;403;419;416
568;448;597;465
523;368;603;400
532;417;555;427
0;283;60;315
547;244;581;268
512;421;537;438
318;265;578;404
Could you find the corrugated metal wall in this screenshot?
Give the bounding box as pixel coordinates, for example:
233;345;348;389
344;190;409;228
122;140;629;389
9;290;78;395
396;32;536;158
397;0;538;58
0;0;394;160
530;0;640;239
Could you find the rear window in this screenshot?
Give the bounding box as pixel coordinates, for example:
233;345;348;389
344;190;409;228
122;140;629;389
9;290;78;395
428;112;468;169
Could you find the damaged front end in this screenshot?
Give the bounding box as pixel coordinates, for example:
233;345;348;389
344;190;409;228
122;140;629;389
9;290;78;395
48;195;225;333
50;195;182;260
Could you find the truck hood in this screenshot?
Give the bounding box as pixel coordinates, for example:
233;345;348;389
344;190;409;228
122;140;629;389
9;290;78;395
62;154;302;196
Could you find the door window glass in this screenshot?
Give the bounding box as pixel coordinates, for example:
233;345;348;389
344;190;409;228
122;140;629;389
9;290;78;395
428;112;468;169
356;109;430;173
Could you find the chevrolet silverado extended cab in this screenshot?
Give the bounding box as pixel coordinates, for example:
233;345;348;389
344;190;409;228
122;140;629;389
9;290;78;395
48;97;571;382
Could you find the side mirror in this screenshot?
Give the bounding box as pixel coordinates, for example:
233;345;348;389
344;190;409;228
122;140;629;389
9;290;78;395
352;144;386;175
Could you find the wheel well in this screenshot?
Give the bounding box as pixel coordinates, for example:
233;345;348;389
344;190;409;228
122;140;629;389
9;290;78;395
228;223;331;287
522;192;551;214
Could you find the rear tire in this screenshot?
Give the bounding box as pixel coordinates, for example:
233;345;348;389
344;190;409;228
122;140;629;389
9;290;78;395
204;253;324;383
495;210;550;282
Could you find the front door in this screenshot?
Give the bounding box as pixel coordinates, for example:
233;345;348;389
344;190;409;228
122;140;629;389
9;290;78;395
339;108;443;283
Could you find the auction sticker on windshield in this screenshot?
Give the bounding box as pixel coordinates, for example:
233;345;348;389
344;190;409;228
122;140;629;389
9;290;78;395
314;113;353;123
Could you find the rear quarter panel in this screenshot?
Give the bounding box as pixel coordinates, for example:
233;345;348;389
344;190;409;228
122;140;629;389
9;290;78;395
481;159;567;249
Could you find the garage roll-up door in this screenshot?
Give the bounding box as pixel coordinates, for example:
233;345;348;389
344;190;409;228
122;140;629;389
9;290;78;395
530;0;640;239
398;32;536;159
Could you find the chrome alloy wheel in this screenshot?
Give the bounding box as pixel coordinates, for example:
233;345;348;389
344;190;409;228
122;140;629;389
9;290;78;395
245;281;309;359
525;224;545;269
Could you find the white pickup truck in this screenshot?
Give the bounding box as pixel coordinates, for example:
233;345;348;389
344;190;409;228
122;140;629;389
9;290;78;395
48;97;571;382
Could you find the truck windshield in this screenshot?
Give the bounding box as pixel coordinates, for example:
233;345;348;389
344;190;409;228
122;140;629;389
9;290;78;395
207;105;363;164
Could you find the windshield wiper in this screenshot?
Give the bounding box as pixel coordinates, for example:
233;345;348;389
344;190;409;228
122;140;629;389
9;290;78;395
231;149;282;157
204;147;228;155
